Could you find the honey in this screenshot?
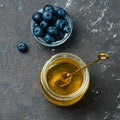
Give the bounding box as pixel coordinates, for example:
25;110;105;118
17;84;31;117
47;58;84;95
40;53;90;106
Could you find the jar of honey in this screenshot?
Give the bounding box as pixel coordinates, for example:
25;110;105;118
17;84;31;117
40;53;90;106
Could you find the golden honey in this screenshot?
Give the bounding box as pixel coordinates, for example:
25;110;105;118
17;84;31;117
47;58;84;95
40;53;90;106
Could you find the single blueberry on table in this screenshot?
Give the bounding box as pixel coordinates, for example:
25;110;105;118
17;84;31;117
33;26;43;37
55;19;66;30
40;20;49;29
56;8;66;18
17;42;28;53
63;25;71;33
42;11;53;22
44;34;55;44
32;12;42;24
43;5;55;15
47;26;58;36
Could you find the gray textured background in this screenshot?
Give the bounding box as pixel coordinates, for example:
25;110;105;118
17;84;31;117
0;0;120;120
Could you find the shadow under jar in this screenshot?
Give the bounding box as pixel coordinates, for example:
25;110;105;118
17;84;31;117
40;53;90;106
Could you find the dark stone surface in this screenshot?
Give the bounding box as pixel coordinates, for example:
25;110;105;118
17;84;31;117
0;0;120;120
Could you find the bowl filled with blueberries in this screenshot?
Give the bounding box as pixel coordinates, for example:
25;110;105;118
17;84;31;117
31;5;73;47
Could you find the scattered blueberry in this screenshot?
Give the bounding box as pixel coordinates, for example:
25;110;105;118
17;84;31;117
47;26;58;36
56;8;66;18
42;11;53;21
55;19;66;29
32;12;42;24
40;20;49;29
33;26;44;37
44;34;55;44
17;42;28;53
63;25;71;33
43;5;55;15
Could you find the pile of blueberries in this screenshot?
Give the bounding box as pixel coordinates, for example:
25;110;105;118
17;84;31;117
32;5;71;44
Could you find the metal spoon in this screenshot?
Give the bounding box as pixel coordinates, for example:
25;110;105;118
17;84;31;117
58;53;110;87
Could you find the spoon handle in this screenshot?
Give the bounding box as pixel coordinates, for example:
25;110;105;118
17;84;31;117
70;58;100;76
59;53;109;87
70;53;109;76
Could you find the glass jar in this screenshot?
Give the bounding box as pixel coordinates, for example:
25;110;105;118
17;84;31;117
40;53;90;106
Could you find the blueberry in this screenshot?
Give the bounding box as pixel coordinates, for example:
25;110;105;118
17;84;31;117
40;20;49;29
32;12;42;24
55;31;64;40
44;34;55;44
33;26;43;37
47;26;58;36
42;11;53;22
63;25;71;33
55;19;66;30
62;19;68;25
17;42;28;53
56;8;66;18
50;16;57;25
33;22;39;28
43;5;55;15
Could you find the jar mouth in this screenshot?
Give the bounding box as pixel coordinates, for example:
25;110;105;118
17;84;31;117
40;53;89;101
